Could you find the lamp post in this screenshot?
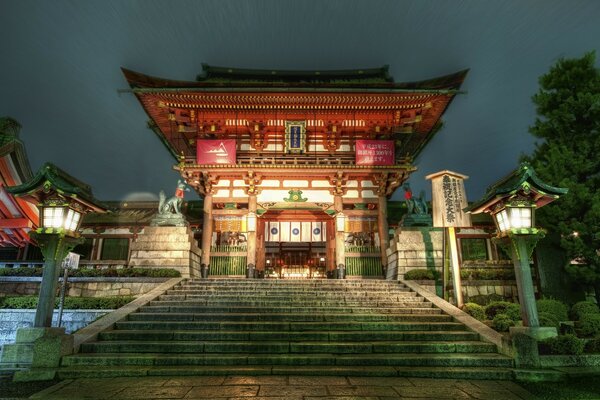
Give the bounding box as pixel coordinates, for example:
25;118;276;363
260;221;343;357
466;163;567;334
8;163;106;327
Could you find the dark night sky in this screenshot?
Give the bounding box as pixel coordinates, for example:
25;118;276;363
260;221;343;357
1;0;599;203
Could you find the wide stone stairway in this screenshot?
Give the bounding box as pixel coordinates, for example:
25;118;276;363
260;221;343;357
59;279;514;379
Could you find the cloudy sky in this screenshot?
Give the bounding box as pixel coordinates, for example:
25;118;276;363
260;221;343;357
1;0;599;202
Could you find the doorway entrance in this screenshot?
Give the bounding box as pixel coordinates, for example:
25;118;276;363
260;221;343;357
257;208;335;278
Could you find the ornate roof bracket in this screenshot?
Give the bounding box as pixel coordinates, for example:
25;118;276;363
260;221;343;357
244;170;263;196
329;171;348;196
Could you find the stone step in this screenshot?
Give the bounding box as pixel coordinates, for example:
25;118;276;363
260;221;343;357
151;299;433;308
98;330;481;342
127;312;452;323
139;305;442;315
160;294;422;301
62;352;513;368
167;289;417;296
80;340;497;354
114;321;467;332
174;286;413;292
57;365;515;380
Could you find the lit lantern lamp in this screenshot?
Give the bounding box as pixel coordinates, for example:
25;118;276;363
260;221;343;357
8;163;106;328
466;163;567;333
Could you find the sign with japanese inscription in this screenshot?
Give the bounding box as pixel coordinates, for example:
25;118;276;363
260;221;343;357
355;140;395;166
197;140;236;164
425;170;472;227
284;121;306;154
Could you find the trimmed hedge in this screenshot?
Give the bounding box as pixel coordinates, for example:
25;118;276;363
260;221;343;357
539;334;584;355
576;313;600;337
0;295;135;309
492;313;515;332
0;267;180;278
538;312;560;329
536;299;569;322
460;268;515;280
403;269;437;280
0;267;43;277
462;302;485;321
485;301;521;321
570;301;600;321
584;338;600;354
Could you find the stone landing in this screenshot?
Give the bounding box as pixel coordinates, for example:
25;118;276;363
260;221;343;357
128;226;201;278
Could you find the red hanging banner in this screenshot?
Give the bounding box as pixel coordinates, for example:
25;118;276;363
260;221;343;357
355;140;395;166
196;140;236;164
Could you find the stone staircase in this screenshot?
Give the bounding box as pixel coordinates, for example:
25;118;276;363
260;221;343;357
59;279;514;379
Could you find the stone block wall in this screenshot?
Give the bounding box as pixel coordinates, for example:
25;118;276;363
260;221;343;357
386;227;444;280
129;226;201;278
0;309;108;347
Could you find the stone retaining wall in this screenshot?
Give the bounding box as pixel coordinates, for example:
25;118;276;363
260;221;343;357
0;277;167;297
411;279;519;303
386;227;444;280
0;309;109;346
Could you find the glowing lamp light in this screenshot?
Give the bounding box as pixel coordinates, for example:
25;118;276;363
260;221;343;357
493;204;534;234
336;212;346;232
40;203;83;233
247;211;257;232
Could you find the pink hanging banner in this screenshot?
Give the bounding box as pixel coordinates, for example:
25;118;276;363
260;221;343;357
355;140;395;166
196;140;236;164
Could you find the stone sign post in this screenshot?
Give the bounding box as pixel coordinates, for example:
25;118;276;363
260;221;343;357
425;170;472;308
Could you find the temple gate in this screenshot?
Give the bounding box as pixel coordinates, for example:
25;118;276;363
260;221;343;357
123;65;467;277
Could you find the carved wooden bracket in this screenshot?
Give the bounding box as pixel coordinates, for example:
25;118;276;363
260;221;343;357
244;170;263;195
329;171;347;196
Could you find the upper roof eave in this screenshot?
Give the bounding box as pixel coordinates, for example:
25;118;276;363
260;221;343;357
122;67;469;92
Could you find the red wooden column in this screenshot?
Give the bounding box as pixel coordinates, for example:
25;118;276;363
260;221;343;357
247;194;257;268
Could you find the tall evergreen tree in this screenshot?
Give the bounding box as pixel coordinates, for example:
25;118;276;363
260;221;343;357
523;52;600;303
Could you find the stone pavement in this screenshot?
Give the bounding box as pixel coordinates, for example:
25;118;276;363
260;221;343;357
29;375;536;399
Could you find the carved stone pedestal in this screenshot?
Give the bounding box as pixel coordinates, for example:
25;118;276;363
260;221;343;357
129;226;201;278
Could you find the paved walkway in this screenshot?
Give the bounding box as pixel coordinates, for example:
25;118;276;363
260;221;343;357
30;375;536;399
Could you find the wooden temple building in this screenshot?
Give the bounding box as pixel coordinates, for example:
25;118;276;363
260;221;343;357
116;65;469;277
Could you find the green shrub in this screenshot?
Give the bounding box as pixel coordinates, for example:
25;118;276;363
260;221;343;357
485;301;521;321
584;338;600;354
462;302;485;321
539;334;584;355
468;293;504;306
0;267;181;278
576;314;600;337
460;268;515;280
570;301;600;321
492;313;515;332
0;296;134;309
0;267;43;277
536;299;569;322
403;269;437;280
538;312;560;329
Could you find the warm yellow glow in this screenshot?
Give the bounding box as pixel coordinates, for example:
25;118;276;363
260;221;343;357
509;207;532;229
495;210;509;232
65;209;82;231
43;207;64;229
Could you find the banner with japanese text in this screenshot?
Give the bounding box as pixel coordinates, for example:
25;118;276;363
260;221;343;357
196;140;236;164
355;140;394;165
